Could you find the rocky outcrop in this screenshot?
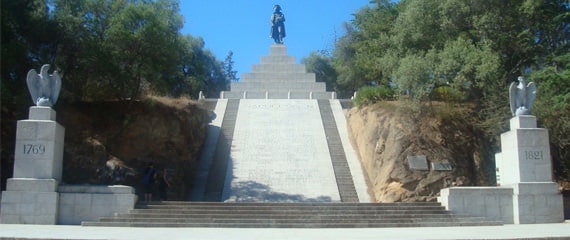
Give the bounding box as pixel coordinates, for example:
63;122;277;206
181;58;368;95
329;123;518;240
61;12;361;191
57;97;209;200
346;102;484;202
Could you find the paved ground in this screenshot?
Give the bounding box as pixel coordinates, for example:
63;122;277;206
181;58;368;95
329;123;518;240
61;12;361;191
0;222;569;240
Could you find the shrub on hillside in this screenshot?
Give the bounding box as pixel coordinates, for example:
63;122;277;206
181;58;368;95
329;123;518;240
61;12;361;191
429;86;464;102
354;85;395;106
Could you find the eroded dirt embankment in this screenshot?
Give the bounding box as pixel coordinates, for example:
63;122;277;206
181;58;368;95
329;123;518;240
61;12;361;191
346;102;493;202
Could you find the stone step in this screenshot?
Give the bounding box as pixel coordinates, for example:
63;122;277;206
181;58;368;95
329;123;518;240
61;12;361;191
137;201;441;206
230;82;325;92
250;64;307;73
83;202;503;228
121;207;453;215
83;220;502;228
268;44;288;56
138;204;444;210
97;216;489;224
220;91;336;100
260;55;296;64
135;201;443;208
115;213;458;219
240;72;316;82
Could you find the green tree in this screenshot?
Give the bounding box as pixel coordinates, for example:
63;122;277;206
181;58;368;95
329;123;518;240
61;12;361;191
223;51;239;83
334;1;399;95
335;0;570;180
1;0;57;105
1;0;57;190
302;51;338;93
532;52;570;179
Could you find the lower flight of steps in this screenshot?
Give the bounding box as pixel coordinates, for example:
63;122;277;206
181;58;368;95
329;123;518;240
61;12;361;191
82;201;502;228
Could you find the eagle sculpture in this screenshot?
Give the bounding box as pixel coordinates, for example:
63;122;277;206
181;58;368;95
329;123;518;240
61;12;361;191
26;64;62;107
509;76;536;116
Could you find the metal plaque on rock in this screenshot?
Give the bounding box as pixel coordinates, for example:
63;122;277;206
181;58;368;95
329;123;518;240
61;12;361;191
407;155;428;170
431;162;453;171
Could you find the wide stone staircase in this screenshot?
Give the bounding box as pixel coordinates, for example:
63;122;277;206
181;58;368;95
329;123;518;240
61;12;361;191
83;44;503;228
82;201;502;228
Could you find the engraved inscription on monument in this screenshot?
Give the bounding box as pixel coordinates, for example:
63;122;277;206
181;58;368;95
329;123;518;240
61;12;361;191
22;143;46;155
524;150;543;160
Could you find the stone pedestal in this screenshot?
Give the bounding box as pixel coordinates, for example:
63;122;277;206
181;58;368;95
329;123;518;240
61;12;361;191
1;107;64;224
439;187;514;223
495;116;552;185
495;116;563;224
511;182;563;224
1;179;59;224
221;45;334;99
439;115;564;224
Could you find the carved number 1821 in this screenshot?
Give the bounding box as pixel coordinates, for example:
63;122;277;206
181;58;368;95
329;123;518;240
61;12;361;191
23;144;45;155
525;151;543;160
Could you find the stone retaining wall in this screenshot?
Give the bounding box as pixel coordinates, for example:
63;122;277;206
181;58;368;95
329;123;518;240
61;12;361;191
58;185;136;225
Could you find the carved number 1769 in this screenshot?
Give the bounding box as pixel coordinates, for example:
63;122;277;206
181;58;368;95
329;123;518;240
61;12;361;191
23;144;46;155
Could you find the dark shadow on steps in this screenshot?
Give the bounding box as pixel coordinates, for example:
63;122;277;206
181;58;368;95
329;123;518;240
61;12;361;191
223;180;332;202
200;99;240;202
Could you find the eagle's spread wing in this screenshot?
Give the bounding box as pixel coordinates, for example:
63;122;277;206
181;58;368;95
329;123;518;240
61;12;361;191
509;81;519;116
26;68;40;105
526;82;537;114
51;71;62;106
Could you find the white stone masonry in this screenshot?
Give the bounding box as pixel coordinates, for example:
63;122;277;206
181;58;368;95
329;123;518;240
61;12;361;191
222;45;332;99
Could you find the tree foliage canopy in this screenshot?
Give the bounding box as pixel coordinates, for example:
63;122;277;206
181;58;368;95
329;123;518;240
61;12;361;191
1;0;232;103
327;0;570;179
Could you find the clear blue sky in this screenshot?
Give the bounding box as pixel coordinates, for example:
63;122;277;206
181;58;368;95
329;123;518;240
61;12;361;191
179;1;372;79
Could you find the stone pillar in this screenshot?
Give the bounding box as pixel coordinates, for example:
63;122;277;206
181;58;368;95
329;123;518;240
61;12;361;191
1;106;64;224
495;115;563;224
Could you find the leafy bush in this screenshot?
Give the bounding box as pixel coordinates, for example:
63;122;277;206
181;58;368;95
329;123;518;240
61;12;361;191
354;85;395;106
430;86;464;102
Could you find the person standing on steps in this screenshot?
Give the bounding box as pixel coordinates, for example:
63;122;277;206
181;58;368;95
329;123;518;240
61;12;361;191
142;162;157;202
158;168;170;201
270;4;286;44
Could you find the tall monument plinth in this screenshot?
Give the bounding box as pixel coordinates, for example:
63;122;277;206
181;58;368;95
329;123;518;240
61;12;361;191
221;45;334;99
1;106;65;224
14;107;65;181
495;115;563;224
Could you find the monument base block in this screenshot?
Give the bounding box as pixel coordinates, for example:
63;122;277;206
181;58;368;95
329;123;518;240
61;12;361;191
438;183;564;224
0;178;59;224
58;185;137;225
511;182;564;224
438;187;514;224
